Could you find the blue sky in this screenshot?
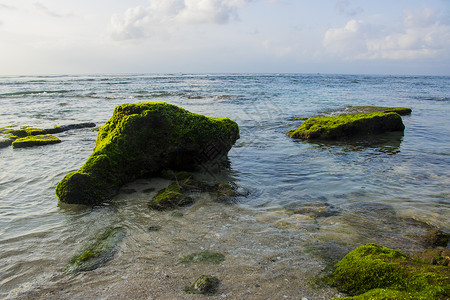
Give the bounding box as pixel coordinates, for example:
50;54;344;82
1;0;449;75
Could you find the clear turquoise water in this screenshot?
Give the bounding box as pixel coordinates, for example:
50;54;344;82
0;74;449;298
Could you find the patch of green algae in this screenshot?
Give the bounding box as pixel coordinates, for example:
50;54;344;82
12;134;61;148
66;227;126;273
327;243;450;300
286;112;404;140
148;182;193;210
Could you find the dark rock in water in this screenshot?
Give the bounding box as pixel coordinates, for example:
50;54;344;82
66;227;126;273
286;112;405;140
422;229;449;248
147;225;161;232
287;202;340;218
327;243;450;299
0;136;16;149
215;182;239;203
5;122;96;138
12;134;61;148
185;275;220;295
56;102;239;205
413;249;450;266
180;251;226;265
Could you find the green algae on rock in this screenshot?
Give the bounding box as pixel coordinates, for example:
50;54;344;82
12;134;61;148
66;227;126;273
343;106;412;116
0;122;96;149
286;112;405;140
328;243;450;299
56;102;239;205
185;275;220;295
148;182;194;210
180;251;226;265
414;249;450;267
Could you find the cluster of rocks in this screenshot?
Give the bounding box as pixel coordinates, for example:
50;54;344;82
50;102;447;298
0;122;96;149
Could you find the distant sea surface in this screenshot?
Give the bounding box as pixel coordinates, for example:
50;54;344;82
1;74;449;299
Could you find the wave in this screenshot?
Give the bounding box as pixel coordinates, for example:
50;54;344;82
419;96;450;101
0;90;71;97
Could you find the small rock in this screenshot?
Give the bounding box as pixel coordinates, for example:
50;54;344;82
423;229;449;248
185;275;220;295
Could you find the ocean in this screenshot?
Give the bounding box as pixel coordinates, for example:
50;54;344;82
0;74;449;299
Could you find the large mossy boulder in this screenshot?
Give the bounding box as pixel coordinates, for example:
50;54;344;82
56;102;240;205
328;243;450;299
287;112;405;140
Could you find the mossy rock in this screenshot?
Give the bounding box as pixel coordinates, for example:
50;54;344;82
327;243;450;299
344;106;412;116
180;251;226;265
12;134;61;148
66;227;126;273
56;102;239;205
286;112;404;140
1;123;95;149
148;182;194;210
185;275;220;295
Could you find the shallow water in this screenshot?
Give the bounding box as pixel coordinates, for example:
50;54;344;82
0;74;449;299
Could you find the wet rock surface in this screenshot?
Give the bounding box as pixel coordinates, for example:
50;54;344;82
56;102;239;205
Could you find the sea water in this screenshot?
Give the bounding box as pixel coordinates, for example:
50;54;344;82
0;74;449;299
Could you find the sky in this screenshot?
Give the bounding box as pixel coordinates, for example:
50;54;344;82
0;0;449;75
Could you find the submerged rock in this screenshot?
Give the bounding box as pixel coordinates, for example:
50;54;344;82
286;112;405;140
12;134;61;148
56;102;239;205
180;251;226;265
66;227;126;273
422;229;449;248
414;249;450;267
148;181;194;210
185;275;220;295
327;243;450;299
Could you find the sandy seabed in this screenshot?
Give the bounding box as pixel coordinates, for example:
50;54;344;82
7;179;343;300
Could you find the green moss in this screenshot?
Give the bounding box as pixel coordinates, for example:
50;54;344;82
286;112;404;140
12;134;61;148
185;275;220;295
334;288;430;299
57;102;239;205
180;251;226;265
327;243;450;299
148;182;193;210
344;106;412;116
66;227;126;273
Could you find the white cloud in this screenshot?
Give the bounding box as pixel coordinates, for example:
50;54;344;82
323;7;450;61
109;0;250;41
